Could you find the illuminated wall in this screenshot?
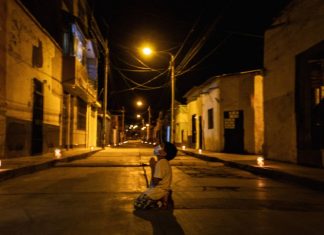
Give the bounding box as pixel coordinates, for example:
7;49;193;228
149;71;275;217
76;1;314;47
263;0;324;164
0;0;7;157
2;0;63;157
185;71;264;154
175;104;188;145
185;87;203;149
201;82;222;151
219;71;264;154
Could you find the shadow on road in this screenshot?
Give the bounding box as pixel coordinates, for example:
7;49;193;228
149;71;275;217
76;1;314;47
133;208;185;235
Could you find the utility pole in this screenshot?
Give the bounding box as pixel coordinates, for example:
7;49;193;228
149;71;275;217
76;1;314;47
170;54;175;144
102;39;109;148
148;105;151;126
121;106;125;142
148;105;151;141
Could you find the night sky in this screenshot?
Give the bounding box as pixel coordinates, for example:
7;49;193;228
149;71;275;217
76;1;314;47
88;0;291;124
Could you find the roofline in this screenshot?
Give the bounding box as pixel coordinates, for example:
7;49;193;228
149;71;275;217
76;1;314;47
183;68;264;100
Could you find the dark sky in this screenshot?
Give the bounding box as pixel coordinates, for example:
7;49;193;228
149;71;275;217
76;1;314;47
88;0;291;124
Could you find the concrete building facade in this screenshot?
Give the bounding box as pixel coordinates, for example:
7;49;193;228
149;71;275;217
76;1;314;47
184;70;264;154
184;87;203;149
0;0;7;157
0;0;63;157
20;0;106;150
175;104;188;145
263;0;324;167
0;0;106;158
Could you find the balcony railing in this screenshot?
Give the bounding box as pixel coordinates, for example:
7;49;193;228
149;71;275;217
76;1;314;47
62;55;97;103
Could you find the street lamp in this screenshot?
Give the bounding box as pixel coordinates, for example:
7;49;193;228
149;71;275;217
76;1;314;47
136;100;143;107
141;47;175;144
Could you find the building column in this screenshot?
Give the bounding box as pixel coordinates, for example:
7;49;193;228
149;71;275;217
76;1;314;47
0;0;7;158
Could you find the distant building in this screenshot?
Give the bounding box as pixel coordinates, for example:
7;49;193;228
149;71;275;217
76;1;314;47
184;70;264;154
263;0;324;167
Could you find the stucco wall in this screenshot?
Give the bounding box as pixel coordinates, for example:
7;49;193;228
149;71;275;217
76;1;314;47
87;105;97;147
175;105;188;144
254;75;264;154
263;0;324;162
0;0;7;157
201;88;222;151
185;71;264;154
220;73;263;153
187;97;202;149
4;0;62;156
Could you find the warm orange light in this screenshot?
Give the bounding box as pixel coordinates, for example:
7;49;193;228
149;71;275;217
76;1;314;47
54;148;62;158
137;100;143;106
142;47;152;55
257;157;265;167
136;114;141;118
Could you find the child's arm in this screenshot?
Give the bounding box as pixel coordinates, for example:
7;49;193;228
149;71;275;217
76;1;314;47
149;157;162;187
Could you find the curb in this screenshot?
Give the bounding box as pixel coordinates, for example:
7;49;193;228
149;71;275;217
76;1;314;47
180;149;324;192
0;149;101;182
180;150;225;163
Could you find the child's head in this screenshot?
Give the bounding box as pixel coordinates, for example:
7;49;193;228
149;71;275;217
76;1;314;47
153;142;177;160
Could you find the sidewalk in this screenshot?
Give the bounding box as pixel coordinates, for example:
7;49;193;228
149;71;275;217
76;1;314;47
180;148;324;192
0;148;101;182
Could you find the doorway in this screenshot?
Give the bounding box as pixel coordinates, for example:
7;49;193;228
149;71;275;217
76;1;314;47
199;116;202;149
223;110;244;153
31;79;43;155
191;114;196;147
296;41;324;167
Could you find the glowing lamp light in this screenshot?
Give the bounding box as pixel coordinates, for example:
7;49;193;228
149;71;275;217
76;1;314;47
257;157;265;167
54;148;62;158
90;146;94;151
0;160;2;167
136;101;143;107
182;145;186;150
198;149;202;154
143;47;152;55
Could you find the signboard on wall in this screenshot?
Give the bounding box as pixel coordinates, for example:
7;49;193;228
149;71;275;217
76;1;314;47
224;110;244;153
224;111;240;129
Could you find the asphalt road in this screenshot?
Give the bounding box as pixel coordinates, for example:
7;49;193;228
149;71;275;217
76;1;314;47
0;141;324;235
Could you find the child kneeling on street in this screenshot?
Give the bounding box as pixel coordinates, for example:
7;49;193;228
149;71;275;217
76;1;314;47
134;141;177;210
